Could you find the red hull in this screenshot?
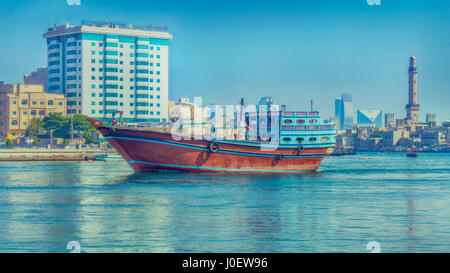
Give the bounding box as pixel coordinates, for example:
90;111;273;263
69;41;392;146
88;118;332;173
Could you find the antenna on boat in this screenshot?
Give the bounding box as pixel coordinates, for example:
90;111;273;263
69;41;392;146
239;98;244;123
310;99;313;112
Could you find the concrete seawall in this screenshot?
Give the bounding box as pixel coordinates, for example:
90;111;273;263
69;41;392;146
0;148;119;161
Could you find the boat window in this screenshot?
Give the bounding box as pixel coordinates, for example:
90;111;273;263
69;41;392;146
309;137;317;142
284;119;293;124
282;137;292;142
309;119;316;123
296;137;304;142
297;119;305;124
320;137;329;142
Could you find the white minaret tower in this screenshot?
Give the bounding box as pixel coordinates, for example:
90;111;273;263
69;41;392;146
406;56;419;123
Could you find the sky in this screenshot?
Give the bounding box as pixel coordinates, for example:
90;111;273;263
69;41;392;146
0;0;449;123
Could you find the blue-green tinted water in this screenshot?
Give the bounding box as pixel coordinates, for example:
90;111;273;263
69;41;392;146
0;152;449;252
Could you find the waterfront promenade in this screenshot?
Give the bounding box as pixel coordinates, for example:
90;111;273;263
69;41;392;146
0;148;118;161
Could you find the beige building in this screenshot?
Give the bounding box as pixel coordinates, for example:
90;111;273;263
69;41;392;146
0;83;66;139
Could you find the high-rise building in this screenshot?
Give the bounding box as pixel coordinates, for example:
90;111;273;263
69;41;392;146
406;56;419;123
43;22;173;123
0;83;66;139
24;67;48;92
334;93;353;130
357;110;382;128
384;113;395;128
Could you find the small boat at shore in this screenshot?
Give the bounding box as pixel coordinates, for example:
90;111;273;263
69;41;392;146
87;109;336;173
93;154;123;161
406;145;418;157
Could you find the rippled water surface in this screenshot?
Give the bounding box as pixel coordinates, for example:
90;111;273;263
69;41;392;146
0;152;449;252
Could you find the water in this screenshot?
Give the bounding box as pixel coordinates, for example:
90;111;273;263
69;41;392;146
0;152;449;253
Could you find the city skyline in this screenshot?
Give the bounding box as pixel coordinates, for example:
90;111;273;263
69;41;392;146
0;0;448;123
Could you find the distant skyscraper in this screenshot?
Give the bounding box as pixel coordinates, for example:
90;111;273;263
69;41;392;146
334;93;353;130
406;56;419;123
43;22;172;122
357;110;382;128
384;113;395;127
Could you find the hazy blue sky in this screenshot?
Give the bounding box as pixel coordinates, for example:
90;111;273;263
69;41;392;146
0;0;449;122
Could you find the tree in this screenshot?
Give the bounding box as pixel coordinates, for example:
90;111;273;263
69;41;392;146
32;138;40;147
73;114;97;144
25;117;43;137
42;112;70;139
5;139;14;149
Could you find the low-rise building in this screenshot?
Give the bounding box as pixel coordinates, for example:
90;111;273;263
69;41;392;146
24;67;48;92
0;83;66;140
380;129;410;151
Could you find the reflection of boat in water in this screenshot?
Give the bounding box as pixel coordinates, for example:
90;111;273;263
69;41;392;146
87;109;336;173
93;154;123;161
407;145;418;157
